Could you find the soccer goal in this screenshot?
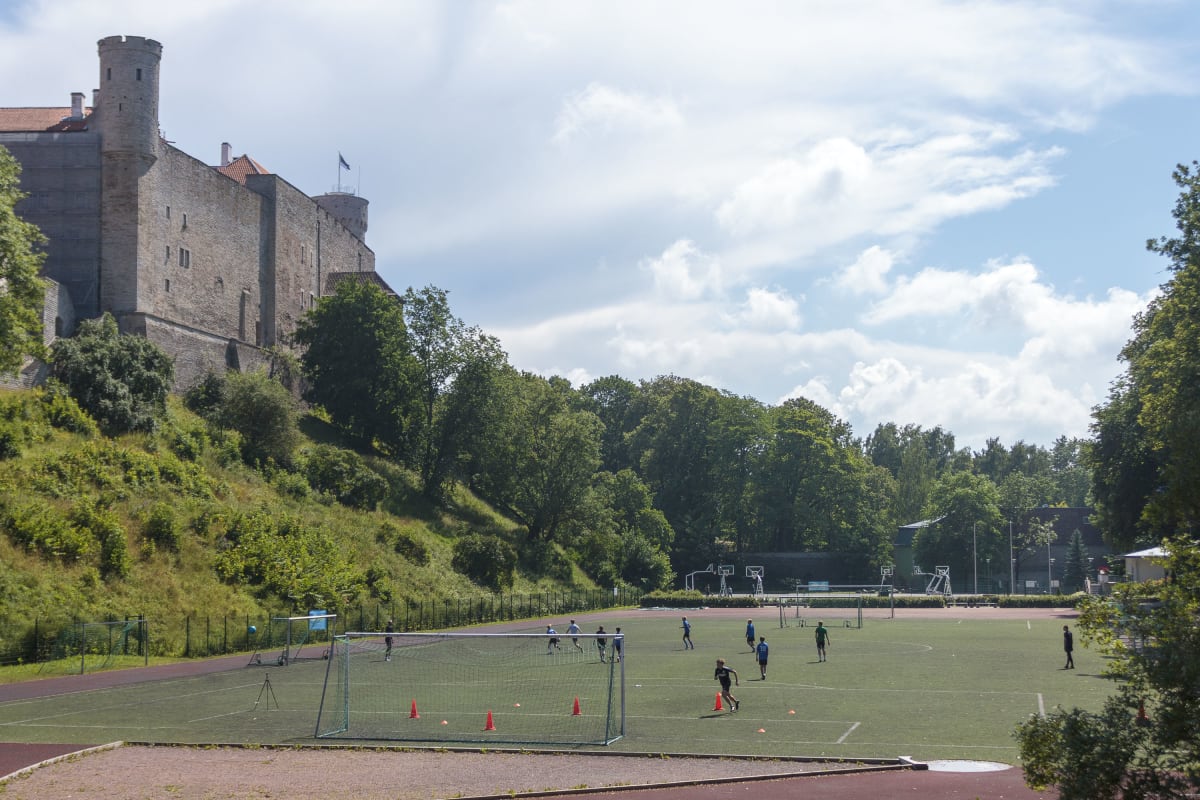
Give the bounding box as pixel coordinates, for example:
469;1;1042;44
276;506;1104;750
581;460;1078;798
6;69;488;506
38;619;149;675
315;630;625;745
778;593;865;629
249;612;337;666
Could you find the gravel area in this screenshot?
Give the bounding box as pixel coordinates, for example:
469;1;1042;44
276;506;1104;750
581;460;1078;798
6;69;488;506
0;744;865;800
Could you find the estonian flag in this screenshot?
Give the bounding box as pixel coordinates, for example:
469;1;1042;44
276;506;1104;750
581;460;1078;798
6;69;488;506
338;152;351;170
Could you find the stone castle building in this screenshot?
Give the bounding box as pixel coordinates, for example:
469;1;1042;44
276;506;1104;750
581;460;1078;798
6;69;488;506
0;34;391;388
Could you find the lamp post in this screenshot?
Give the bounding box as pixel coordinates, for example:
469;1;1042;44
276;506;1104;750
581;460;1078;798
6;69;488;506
987;557;992;593
973;522;978;595
1047;539;1053;593
1009;519;1015;595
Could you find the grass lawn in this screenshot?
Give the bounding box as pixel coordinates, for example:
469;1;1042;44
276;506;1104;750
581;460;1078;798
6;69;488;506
0;607;1112;764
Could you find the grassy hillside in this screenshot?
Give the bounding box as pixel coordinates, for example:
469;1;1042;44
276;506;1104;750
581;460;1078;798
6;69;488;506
0;387;604;664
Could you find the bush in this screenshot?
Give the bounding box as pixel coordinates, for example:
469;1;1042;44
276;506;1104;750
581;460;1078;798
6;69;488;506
0;422;20;459
378;522;430;566
143;502;181;552
72;502;129;579
269;469;311;500
451;533;517;592
3;499;90;561
640;590;761;609
303;445;388;510
188;370;300;468
50;314;173;435
38;381;98;436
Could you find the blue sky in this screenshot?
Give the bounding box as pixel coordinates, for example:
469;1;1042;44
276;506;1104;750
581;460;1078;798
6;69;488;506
3;0;1198;449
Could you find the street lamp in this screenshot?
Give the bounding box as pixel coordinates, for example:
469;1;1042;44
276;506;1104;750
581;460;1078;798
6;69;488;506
973;521;978;595
986;557;992;592
1009;519;1015;595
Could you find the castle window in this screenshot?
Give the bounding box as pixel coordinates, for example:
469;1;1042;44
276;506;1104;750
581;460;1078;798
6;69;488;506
106;67;111;80
165;279;171;293
165;245;170;263
166;205;170;219
182;213;187;229
179;248;191;268
136;68;142;81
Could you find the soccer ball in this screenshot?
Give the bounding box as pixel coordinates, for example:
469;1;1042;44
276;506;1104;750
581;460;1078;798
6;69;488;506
248;625;257;634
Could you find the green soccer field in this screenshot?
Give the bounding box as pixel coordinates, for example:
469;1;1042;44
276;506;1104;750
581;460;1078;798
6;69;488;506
0;608;1113;763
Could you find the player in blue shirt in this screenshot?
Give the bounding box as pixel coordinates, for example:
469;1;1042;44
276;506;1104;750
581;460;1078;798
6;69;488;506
681;616;694;649
755;636;769;679
745;619;756;650
714;658;739;711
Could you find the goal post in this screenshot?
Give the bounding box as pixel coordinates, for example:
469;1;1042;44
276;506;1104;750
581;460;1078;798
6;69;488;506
777;593;865;629
249;613;337;666
38;618;149;675
315;630;625;745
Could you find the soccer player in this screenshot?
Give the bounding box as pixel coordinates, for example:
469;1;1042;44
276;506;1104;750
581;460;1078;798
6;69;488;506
755;636;769;679
745;619;755;650
714;658;739;711
546;625;560;653
596;625;608;662
1063;624;1075;669
681;616;694;649
613;627;623;662
384;619;394;662
814;621;830;662
567;619;585;652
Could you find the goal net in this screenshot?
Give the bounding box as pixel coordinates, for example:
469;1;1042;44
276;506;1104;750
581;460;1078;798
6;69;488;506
249;613;336;666
315;630;625;745
38;619;149;675
777;593;865;629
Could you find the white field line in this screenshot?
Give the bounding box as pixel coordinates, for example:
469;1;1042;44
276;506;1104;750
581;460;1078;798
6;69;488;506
836;721;861;744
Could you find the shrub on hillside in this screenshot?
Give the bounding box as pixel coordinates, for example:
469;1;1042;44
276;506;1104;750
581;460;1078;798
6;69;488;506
377;521;429;566
38;381;98;436
452;533;516;592
50;314;173;435
187;370;300;468
72;501;129;580
2;499;90;561
143;502;181;552
303;445;387;510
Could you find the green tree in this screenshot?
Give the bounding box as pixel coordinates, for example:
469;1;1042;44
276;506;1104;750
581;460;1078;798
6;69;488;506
1061;529;1089;593
50;314;173;435
472;372;603;542
1016;536;1200;798
295;280;419;455
0;145;46;375
1090;163;1200;548
203;370;300;467
913;471;1004;584
407;291;508;501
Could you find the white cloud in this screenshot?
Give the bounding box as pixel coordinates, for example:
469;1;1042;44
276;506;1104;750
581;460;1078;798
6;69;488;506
835;246;896;296
642;240;724;301
731;287;801;331
552;83;684;145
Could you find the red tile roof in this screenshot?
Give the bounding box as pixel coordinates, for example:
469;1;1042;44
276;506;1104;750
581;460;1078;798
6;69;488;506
215;154;271;184
0;107;92;132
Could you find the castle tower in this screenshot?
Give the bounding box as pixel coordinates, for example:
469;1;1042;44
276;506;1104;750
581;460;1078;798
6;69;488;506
95;35;162;316
314;192;369;243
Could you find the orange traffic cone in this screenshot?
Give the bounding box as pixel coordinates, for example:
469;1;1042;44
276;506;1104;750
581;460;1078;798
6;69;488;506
713;693;724;711
409;699;420;719
572;696;582;716
484;710;496;731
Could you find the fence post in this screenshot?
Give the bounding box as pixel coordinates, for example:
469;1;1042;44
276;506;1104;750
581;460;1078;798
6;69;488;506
185;615;191;658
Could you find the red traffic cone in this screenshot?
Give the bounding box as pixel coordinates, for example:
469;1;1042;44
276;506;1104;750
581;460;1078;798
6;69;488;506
484;710;496;731
713;693;724;711
1136;699;1150;726
409;699;420;719
572;696;582;716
